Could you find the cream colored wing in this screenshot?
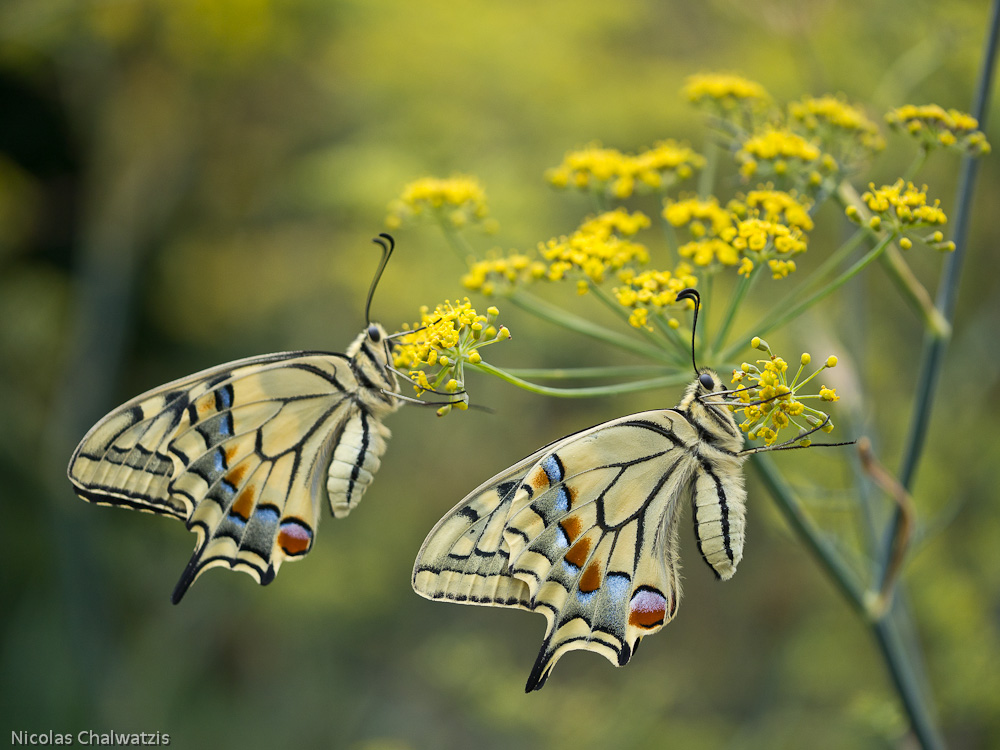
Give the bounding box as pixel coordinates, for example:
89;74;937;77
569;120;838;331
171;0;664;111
413;410;702;691
68;351;389;602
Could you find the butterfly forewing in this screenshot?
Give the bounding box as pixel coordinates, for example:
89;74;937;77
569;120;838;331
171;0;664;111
412;370;749;691
68;327;401;602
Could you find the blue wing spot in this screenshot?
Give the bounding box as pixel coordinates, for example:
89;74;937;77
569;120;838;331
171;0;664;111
576;589;597;605
555;525;570;548
554;486;571;513
606;573;631;601
562;559;580;574
215;383;234;411
213;448;226;474
219;411;234;437
253;505;280;524
220;478;237;496
542;454;564;484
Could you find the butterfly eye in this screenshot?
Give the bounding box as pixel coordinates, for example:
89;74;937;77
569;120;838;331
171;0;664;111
367;324;382;342
699;373;715;391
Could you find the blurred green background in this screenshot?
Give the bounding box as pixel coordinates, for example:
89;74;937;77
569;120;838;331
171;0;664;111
2;1;998;748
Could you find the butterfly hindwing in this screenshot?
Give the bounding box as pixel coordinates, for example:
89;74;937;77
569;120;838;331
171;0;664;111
411;446;550;611
414;410;713;690
414;371;749;691
69;328;400;602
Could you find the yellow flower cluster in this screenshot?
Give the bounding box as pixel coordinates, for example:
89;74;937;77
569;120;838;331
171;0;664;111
539;209;652;286
730;340;839;445
393;300;509;414
740;189;815;231
613;264;699;329
885;104;991;156
683;73;771;111
462;210;654;295
846;180;953;250
736;127;836;187
789;95;885;158
546;140;704;198
663;197;735;238
665;190;812;278
462;250;547;295
385;175;496;232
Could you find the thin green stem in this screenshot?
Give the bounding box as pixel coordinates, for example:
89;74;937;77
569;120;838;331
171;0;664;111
879;245;951;338
721;235;892;362
709;263;761;358
470;361;689;397
786;226;868;302
698;140;721;199
507;289;673;362
502;364;672;380
660;216;680;261
439;223;477;263
589;283;684;362
901;148;931;182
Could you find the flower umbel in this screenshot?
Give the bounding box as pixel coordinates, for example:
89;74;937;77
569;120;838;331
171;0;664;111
613;264;698;329
547;141;703;199
683;73;772;123
789;94;885;167
736;127;837;193
462;249;547;295
846;180;953;251
539;209;652;286
729;338;841;445
386;175;496;232
885;104;991;156
393;300;510;415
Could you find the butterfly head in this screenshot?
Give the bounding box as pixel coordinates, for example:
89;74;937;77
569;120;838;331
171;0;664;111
681;367;729;405
676;367;743;448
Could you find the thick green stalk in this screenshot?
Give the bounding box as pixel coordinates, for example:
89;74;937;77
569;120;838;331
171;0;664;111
751;456;867;614
752;457;945;750
890;0;999;533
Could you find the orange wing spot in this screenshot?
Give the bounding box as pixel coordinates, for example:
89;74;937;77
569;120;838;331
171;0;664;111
528;466;549;491
231;486;256;521
196;396;214;416
628;588;667;629
278;520;313;556
224;445;240;464
225;463;249;488
566;485;578;508
564;536;591;568
559;516;583;544
579;562;602;593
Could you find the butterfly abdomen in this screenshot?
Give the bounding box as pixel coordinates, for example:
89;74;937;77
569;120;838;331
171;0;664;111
691;457;747;580
326;409;392;518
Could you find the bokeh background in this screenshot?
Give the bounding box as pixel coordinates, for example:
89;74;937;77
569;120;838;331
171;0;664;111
2;1;998;748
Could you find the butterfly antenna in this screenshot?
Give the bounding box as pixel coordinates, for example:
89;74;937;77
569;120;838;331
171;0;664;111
675;288;701;376
365;233;395;326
